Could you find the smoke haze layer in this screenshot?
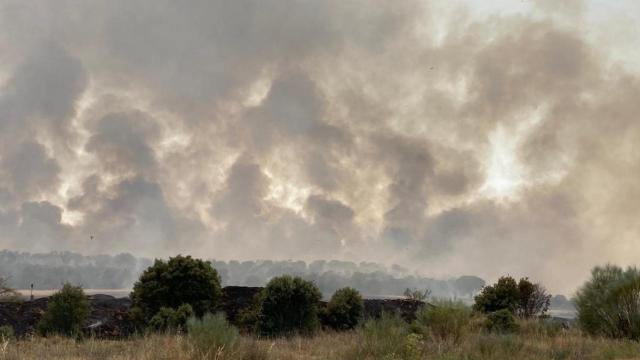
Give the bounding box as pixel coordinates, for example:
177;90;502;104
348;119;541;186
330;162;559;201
1;0;639;293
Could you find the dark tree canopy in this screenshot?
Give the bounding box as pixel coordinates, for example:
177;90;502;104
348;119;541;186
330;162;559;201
473;276;550;318
131;255;222;321
322;287;364;331
516;278;551;318
257;275;322;336
473;276;520;314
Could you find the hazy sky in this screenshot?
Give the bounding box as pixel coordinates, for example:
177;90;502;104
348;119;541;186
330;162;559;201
1;0;639;293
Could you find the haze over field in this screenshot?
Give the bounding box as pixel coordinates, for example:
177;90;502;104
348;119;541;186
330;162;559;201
1;0;639;293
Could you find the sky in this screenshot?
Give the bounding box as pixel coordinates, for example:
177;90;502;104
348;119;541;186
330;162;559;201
0;0;639;293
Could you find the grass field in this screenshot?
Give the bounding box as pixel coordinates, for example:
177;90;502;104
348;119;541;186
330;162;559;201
2;320;640;360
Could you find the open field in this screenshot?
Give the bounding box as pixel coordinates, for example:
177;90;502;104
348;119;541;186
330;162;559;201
1;323;640;360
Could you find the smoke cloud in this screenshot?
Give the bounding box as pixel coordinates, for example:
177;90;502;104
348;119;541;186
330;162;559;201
0;0;638;292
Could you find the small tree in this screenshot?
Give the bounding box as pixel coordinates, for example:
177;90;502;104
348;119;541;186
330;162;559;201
517;278;551;318
474;276;550;318
257;275;322;336
403;288;431;302
322;287;364;330
473;276;519;314
37;284;91;337
575;264;640;340
131;255;222;322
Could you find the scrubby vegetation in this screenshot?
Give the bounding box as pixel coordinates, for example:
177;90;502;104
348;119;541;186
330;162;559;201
186;313;240;359
130;255;222;324
575;264;640;340
3;257;640;359
36;284;90;338
257;275;322;336
321;287;364;331
414;299;472;343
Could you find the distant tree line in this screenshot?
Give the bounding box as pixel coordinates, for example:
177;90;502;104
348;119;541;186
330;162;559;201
0;250;486;298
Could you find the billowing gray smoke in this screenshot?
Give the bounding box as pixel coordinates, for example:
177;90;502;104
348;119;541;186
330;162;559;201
0;0;639;293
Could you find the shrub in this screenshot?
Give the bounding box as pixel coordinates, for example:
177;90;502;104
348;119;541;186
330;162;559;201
575;264;640;340
474;276;550;318
414;299;472;343
322;287;364;331
351;313;422;359
131;255;222;322
486;309;519;333
187;313;240;359
37;283;91;337
0;325;14;340
148;304;194;332
474;276;519;314
257;275;322;336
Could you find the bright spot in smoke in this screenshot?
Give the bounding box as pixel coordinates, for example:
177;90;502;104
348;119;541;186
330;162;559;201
481;125;524;199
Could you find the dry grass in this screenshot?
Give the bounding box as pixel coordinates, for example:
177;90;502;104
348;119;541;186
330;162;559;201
1;323;640;359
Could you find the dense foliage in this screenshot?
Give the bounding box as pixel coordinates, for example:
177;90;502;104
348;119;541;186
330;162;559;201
257;275;322;336
321;287;364;330
473;276;550;318
37;284;91;337
131;255;222;321
148;304;194;332
486;309;519;333
575;265;640;340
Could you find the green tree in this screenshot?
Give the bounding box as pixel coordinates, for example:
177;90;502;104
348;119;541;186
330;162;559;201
131;255;222;322
473;276;520;314
473;276;550;318
575;264;640;340
257;275;322;336
37;284;91;337
517;278;551;318
322;287;364;331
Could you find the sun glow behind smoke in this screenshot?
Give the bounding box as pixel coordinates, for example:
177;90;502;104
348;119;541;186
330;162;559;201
481;125;524;200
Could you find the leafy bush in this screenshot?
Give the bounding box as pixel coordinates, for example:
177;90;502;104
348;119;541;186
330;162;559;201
187;313;240;359
257;275;322;336
474;276;550;318
0;325;14;340
37;283;91;337
322;287;364;331
575;264;640;340
148;304;194;332
414;300;472;343
486;309;519;333
131;255;222;322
